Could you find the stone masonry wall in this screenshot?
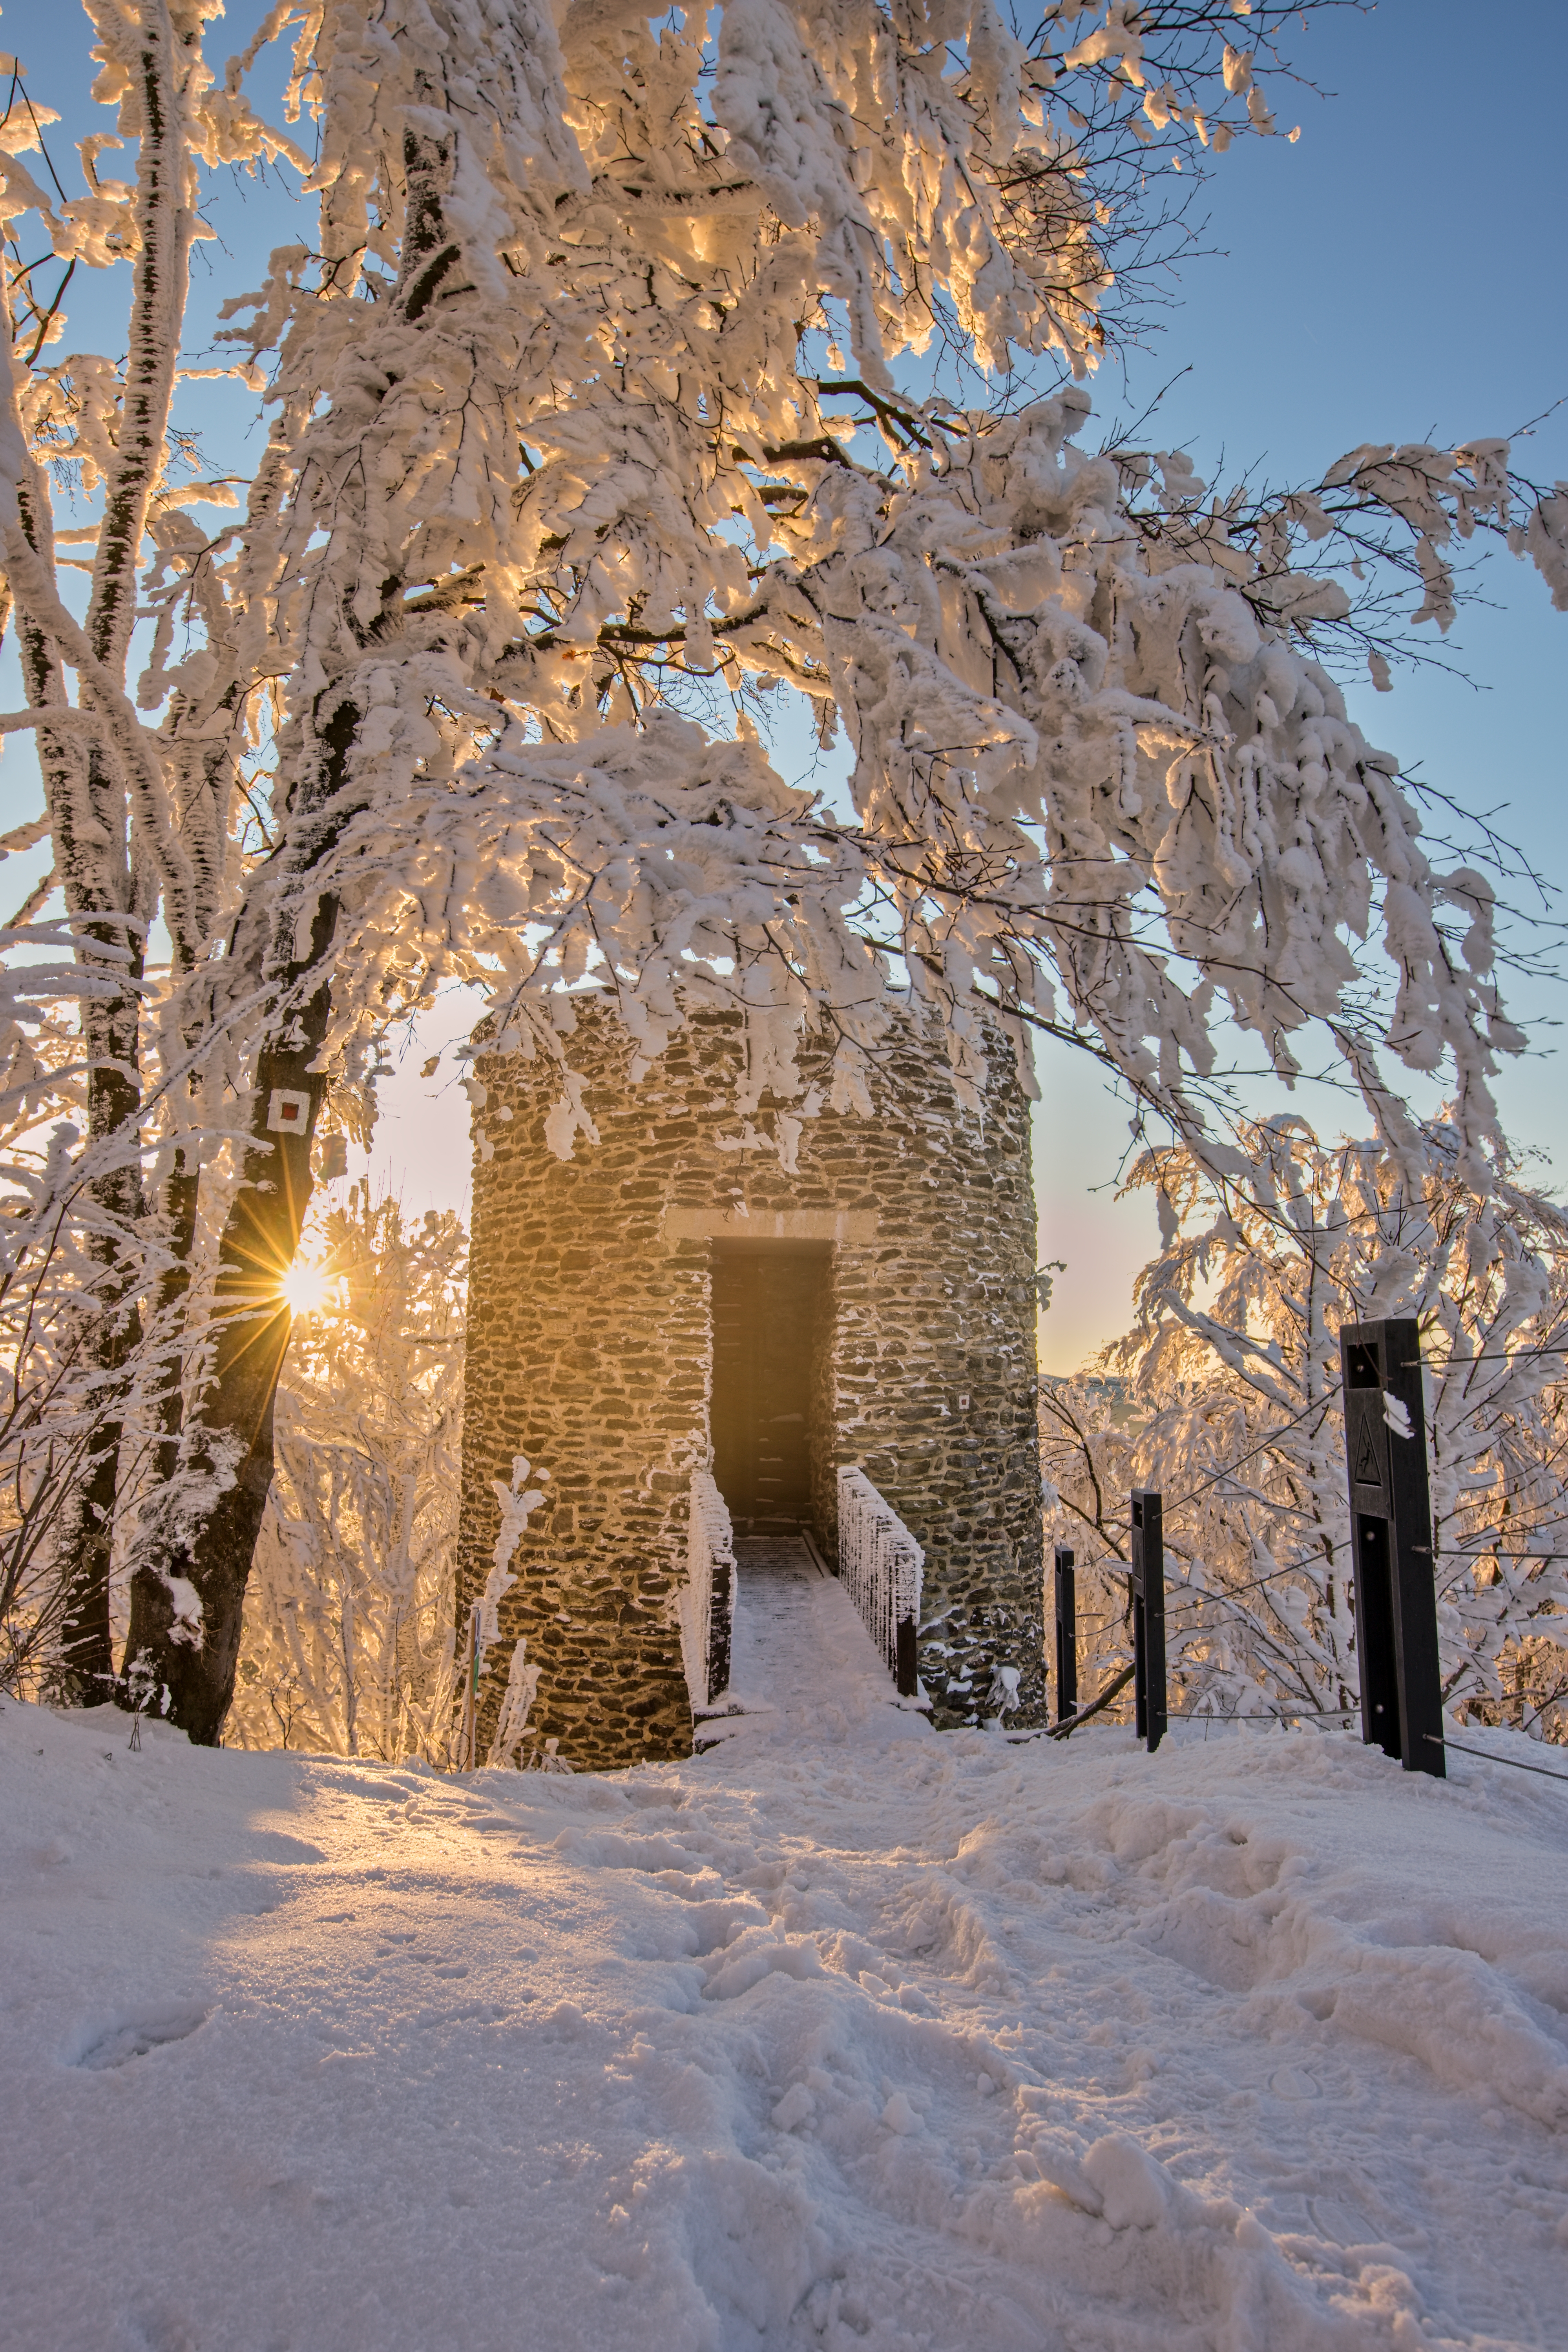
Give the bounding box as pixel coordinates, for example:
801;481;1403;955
809;1025;1044;1728
456;999;1044;1770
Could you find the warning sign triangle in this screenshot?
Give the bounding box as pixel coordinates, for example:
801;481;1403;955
1352;1414;1381;1488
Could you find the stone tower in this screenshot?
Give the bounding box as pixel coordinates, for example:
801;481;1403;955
455;999;1044;1768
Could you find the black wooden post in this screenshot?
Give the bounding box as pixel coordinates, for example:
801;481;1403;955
1129;1491;1167;1753
1053;1544;1077;1723
894;1614;918;1699
1340;1316;1444;1777
707;1553;733;1706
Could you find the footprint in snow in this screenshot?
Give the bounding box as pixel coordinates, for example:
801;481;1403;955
74;2006;210;2071
1309;2196;1379;2247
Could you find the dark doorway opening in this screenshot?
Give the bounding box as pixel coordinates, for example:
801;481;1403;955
710;1244;829;1536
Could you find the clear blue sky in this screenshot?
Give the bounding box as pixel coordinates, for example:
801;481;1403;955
5;3;1566;1371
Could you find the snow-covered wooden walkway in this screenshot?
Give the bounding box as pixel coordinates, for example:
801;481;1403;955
698;1535;927;1752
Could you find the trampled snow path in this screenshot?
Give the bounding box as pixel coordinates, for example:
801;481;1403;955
702;1536;927;1745
4;1670;1568;2350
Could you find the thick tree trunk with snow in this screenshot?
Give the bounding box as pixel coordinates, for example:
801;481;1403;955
122;898;338;1740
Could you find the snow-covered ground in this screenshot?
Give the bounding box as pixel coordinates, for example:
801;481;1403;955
5;1551;1568;2350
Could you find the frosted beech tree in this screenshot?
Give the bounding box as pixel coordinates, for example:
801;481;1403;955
3;0;1568;1740
1040;1121;1568;1738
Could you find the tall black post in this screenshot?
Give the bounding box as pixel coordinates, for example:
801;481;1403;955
707;1552;734;1706
894;1614;918;1699
1129;1491;1166;1753
1340;1317;1444;1777
1053;1544;1077;1724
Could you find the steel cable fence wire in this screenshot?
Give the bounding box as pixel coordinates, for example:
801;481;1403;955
1061;1708;1364;1728
1008;1701;1363;1743
1055;1532;1567;1630
1154;1536;1568;1625
1425;1731;1568;1785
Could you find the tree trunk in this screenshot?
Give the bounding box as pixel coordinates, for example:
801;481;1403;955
121;894;338;1741
50;966;146;1702
17;613;148;1706
13;0;194;1701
